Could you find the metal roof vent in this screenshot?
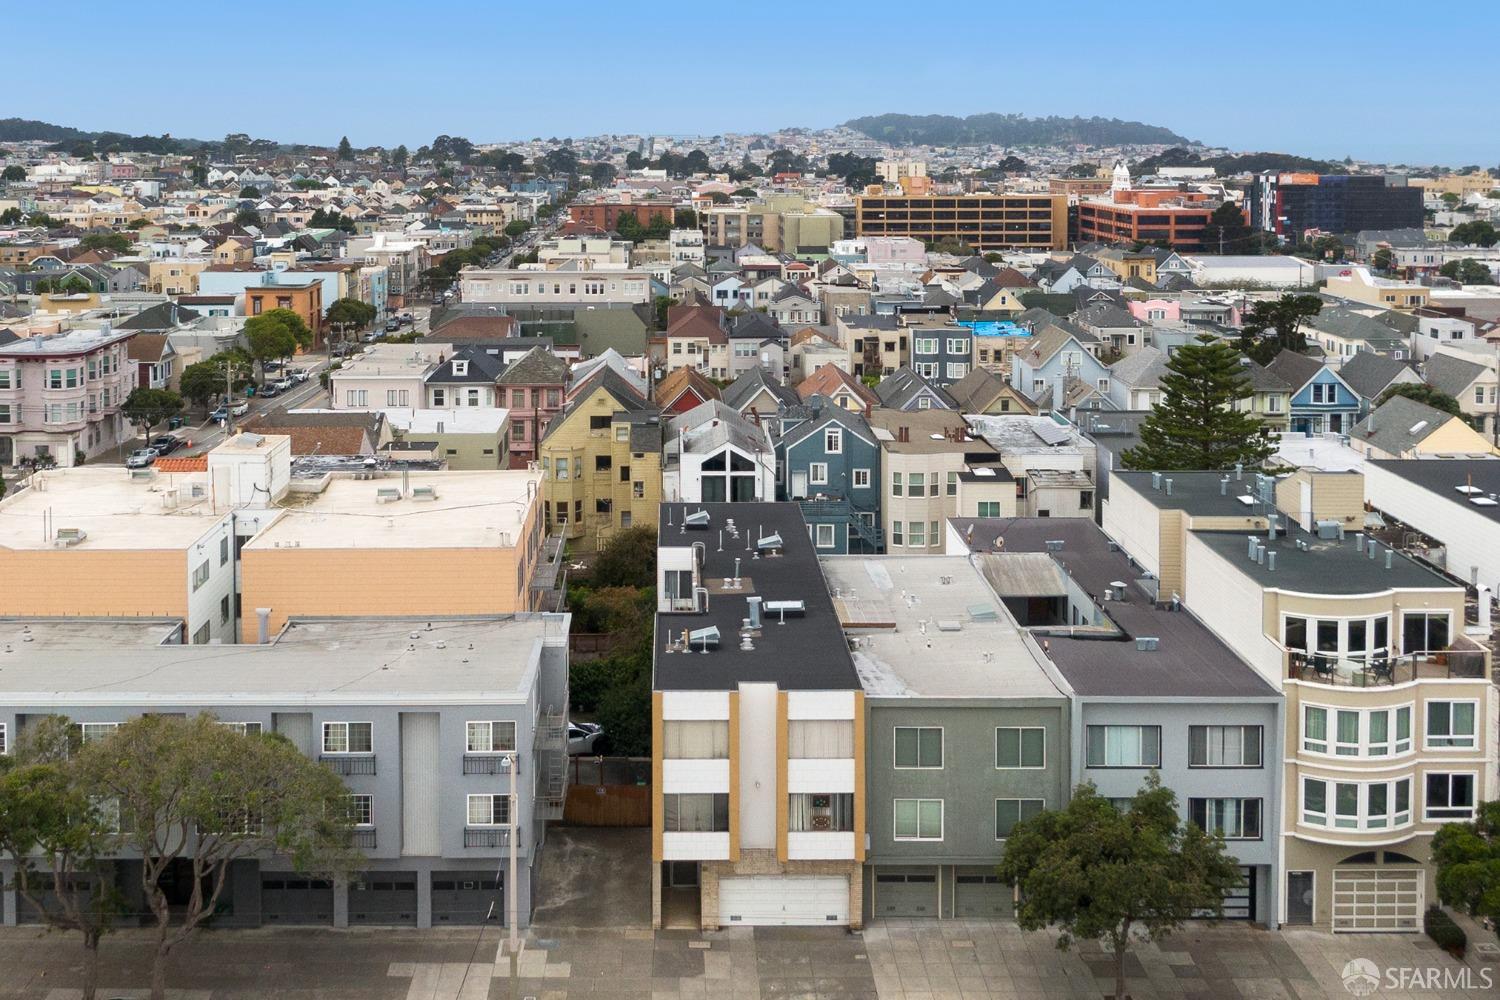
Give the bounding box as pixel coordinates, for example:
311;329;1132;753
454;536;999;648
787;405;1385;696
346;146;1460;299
757;532;783;550
684;509;710;528
1044;539;1064;552
1135;637;1160;651
935;619;963;632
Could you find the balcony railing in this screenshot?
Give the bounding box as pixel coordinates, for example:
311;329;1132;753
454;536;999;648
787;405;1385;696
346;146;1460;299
462;753;518;775
1286;649;1488;687
351;828;377;849
463;827;514;849
320;754;377;775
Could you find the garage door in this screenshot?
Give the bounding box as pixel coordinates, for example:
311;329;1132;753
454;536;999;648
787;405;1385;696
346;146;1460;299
431;871;503;925
953;868;1013;918
349;871;418;926
260;876;334;925
1332;869;1422;932
872;868;939;918
718;876;849;926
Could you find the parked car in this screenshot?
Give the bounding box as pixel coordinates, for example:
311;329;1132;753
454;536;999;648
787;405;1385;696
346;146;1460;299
567;722;603;755
290;369;310;383
362;331;379;343
125;447;159;469
262;360;285;372
230;400;249;416
209;406;228;422
149;435;183;455
258;383;280;398
273;376;294;391
399;313;414;326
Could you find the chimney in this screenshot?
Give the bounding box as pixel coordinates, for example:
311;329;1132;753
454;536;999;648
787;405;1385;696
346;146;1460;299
255;608;272;644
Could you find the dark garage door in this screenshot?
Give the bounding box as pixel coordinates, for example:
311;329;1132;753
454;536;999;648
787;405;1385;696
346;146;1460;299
349;871;418;926
873;868;938;917
431;871;503;925
261;876;334;925
953;867;1013;918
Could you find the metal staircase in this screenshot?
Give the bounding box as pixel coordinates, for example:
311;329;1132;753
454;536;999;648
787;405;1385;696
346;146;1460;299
535;705;568;808
797;498;885;552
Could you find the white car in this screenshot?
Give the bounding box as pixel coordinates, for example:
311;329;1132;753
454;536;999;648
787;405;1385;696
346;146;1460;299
567;722;603;755
230;401;249;417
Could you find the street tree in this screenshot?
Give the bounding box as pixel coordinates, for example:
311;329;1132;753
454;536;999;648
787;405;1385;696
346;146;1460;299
1377;383;1464;418
1122;334;1276;470
1439;258;1494;284
1238;293;1323;363
0;717;123;1000
1431;799;1500;933
998;777;1244;1000
674;208;697;230
1;164;26;182
245;308;313;375
504;218;530;238
1448;220;1498;247
79;232;133;254
179;356;252;408
121;387;185;438
77;714;361;1000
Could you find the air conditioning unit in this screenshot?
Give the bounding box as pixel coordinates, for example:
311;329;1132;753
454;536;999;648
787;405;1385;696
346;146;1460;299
53;527;87;547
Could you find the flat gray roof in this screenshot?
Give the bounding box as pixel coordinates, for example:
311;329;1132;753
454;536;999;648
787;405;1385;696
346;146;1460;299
1193;527;1457;595
0;615;565;705
1113;469;1289;518
1369;459;1500;526
0;618;183;649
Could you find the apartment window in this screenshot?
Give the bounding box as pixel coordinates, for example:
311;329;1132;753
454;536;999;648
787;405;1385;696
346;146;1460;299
79;722;118;744
788;793;854;832
191;560;210;592
915;337;938;354
466;721;517;753
946;471;958;496
345;389;367;407
386;389;410;406
0;405;9;424
824;427;843;453
0;370;10;389
1401;610;1449;653
47;369;63;389
946;363;968;380
219;536;230;566
789;719;854;758
1311;383;1334;404
1426;701;1477;749
1189;798;1262;840
893;726;942;768
809;462;828;485
1425;773;1476;820
977;501;1002;517
1302;704;1411;758
852;468;870;489
891;521;903;546
908;521;925;547
662;720;729;759
1085;725;1161;767
349;794;373;827
220;721;262;736
663;793;729;832
995;798;1044;839
930;520;939;544
467;793;512;826
1188;725;1263;767
891;472;902;496
894;799;943;841
1301;776;1411;830
220;595;230;624
996;727;1045;768
815;523;836;548
0;722;6;755
322;722;373;754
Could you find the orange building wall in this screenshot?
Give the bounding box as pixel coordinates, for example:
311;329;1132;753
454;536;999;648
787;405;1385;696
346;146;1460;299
0;549;187;620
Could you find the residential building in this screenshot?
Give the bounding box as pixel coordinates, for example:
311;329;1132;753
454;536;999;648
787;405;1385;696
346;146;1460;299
721;369;798;419
246;278;324;345
652;502;866;929
947;368;1037;416
0;326;137;467
854;193;1068;251
1423;352;1498;437
538;368;661;549
820;554;1070;920
243;410;389;457
569;200;673;233
906;325;973;386
663;401;776;504
1248;174;1424;239
459;265;653;309
495;347;568;468
964;415;1099;519
873;368;956;412
654;367;721;416
661;305;730;380
381;407;512;470
776;403;883;553
424;347;505;409
0;613;571;929
797;362;878;415
1008;323;1112;414
869;410;1002;554
330;344;437;412
1363;459;1500;596
1348;395;1499;459
1335;352;1421;414
1266;350;1361;435
1323;270;1429;312
1103;469;1496;932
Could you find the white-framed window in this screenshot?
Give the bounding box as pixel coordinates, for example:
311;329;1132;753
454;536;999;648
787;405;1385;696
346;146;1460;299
431;388;445;406
945;338;967;355
890;471;902;496
345;389;367;407
78;722;118;744
893;726;942;769
322;721;373;754
465;721;517;753
995;798;1043;839
466;793;512;826
809;462;828;485
824;427;842;453
996;727;1045;768
893;798;943;841
349;793;373;827
219;721;262;736
852;468;870;489
1424;773;1476;820
1085;725;1161;767
908;520;925;547
1425;700;1478;750
1301;776;1412;830
946;471;958;496
788;719;854;758
386;389;410;406
1301;703;1412;758
191;560;210;591
1283;614;1390;661
661;720;729;759
916;395;932;409
1311;383;1335;404
1188;725;1263;767
1189;798;1262;840
662;793;728;832
891;520;903;546
915;337;939;355
814;523;836;548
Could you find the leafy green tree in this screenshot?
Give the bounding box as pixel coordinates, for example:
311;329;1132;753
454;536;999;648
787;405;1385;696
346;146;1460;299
324;297;376;346
238;185;260;198
2;164;26;182
245;308;311;375
79;232;133;254
60;273;94;294
1431;799;1500;933
122;388;184;437
1439;258;1494;284
234;207;262;228
588;161;616;186
1377;382;1464;418
391;144;408;168
590;525;658;589
1372;247;1394;272
1199;202;1257;254
1440;192;1460;208
78;714;361;1000
1063;162;1098;178
0;206;22;224
674;208;698;230
1294;234;1345;261
0;717;124;1000
504;218;530;238
1123;334;1276;470
307;207;356;233
1448;220;1498;247
998;777;1244;1000
179;356;252;408
1239;293;1323;363
336;135;353;161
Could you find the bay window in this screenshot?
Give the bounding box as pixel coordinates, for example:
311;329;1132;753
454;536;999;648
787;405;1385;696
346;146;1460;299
1300;776;1412;830
1301;703;1411;758
1425;701;1477;750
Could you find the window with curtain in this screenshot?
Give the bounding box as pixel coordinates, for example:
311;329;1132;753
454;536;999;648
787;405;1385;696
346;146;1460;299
1084;725;1161;767
1188;798;1262;839
787;720;854;758
663;793;729;832
662;720;729;759
1188;725;1262;767
1302;706;1327;753
788;793;854;832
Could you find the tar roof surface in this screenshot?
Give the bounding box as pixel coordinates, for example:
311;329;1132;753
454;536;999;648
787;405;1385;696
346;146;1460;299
1369;459;1500;524
971;519;1277;698
1113;469;1286;518
654;502;858;692
821;555;1062;699
1193;526;1456;594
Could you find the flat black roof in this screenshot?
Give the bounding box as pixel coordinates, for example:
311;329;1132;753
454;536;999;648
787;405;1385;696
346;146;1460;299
1193;527;1457;594
1370;459;1500;526
653;502;859;692
961;518;1277;699
1113;469;1295;518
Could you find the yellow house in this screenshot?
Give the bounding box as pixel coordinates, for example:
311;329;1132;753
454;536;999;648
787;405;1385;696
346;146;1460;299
148;259;207;295
539;370;663;550
1094;249;1157;284
1350;395;1499;459
1323;269;1428;311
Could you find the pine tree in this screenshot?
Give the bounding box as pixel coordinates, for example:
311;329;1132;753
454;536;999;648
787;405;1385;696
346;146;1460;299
337;135;353;161
1122;335;1275;470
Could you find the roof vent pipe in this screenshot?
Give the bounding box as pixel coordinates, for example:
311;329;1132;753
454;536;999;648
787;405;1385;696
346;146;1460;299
1220;476;1229;496
1255;544;1265;565
1151;472;1162;490
1354;533;1364;552
1234;463;1243;480
255;607;271;645
1165;478;1173;496
1267;551;1276;571
747;596;762;629
1247;536;1258;560
1368;541;1378;561
1384;549;1393;570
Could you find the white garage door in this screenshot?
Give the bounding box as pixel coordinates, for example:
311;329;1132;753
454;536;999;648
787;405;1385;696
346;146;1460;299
718;876;849;926
1332;869;1422;932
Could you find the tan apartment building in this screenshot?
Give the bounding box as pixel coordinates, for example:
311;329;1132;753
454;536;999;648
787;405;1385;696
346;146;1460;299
1104;468;1496;933
702;196;845;254
869;410;1003;554
854;192;1067;251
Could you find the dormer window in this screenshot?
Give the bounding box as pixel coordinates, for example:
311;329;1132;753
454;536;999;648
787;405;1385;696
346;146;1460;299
452;360;469;376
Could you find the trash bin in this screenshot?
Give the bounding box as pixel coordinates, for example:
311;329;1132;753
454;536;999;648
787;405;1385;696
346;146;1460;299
168;416;185;429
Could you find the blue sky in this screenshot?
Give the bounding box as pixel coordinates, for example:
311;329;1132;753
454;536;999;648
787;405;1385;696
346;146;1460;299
12;2;1496;166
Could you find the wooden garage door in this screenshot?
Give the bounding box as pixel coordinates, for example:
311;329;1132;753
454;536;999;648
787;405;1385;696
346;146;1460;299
953;867;1013;918
1332;869;1422;932
718;876;849;926
872;868;939;918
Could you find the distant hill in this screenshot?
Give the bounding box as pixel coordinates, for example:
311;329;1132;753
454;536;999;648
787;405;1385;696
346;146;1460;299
843;112;1192;148
1134;146;1341;176
0;118;96;143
